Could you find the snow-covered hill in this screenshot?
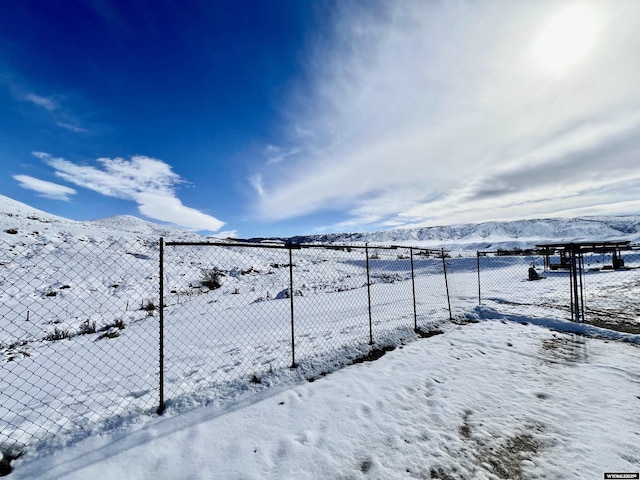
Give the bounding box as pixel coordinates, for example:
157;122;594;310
0;194;202;241
284;216;640;249
3;193;639;248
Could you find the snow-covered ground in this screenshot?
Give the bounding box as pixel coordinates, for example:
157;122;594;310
8;312;640;479
2;194;640;478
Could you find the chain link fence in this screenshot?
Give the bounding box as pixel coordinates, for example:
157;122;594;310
2;235;638;471
476;246;640;334
0;235;160;465
0;238;451;466
158;241;452;410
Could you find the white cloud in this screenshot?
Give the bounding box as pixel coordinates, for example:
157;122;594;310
33;152;225;232
13;174;76;201
24;93;56;111
56;121;88;133
17;89;87;133
135;192;225;232
253;0;640;231
209;230;239;239
266;146;301;165
248;174;265;196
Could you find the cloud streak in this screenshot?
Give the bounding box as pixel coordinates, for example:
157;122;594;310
11;85;88;134
254;0;640;231
56;121;88;133
24;93;57;111
32;152;225;232
13;175;77;201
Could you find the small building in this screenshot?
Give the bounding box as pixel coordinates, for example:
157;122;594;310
535;240;632;271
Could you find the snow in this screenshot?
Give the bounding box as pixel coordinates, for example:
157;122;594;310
2;194;640;478
288;216;640;250
8;315;640;479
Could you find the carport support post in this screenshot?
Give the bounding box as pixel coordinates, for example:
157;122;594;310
365;244;373;345
288;246;297;368
157;237;165;415
569;246;584;323
578;252;586;322
410;248;417;331
442;249;453;321
569;255;575;322
476;251;481;306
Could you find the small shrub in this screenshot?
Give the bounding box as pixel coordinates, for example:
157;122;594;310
141;300;156;315
78;319;97;335
5;229;18;235
201;268;223;290
98;318;126;333
44;327;71;341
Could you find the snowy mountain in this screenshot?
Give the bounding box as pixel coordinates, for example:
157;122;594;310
283;216;640;249
0;194;202;241
3;193;640;249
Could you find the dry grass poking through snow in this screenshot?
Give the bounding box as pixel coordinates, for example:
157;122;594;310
430;411;547;480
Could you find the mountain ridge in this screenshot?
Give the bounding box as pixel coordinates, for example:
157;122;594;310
278;216;640;249
1;194;639;248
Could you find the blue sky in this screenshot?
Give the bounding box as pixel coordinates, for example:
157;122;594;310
2;0;640;238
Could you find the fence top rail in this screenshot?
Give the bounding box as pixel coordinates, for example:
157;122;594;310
162;238;445;254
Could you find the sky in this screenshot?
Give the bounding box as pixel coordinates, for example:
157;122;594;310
1;0;640;238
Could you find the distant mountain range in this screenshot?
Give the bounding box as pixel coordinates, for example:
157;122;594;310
1;194;639;249
258;217;640;250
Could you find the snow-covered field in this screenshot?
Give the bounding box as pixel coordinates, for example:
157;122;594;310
8;313;640;480
2;195;640;478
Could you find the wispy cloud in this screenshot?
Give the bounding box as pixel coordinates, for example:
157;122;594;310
12;85;88;134
32;152;225;232
253;0;640;231
265;145;301;165
13;174;76;201
24;93;57;111
56;121;88;133
248;173;265;196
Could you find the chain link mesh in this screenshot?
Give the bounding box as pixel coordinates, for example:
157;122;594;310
286;246;371;363
3;236;638;466
161;243;293;401
476;247;640;334
0;236;159;458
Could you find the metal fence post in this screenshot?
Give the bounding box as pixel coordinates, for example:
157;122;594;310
410;247;417;331
288;245;296;368
157;237;165;415
365;244;373;344
442;248;453;321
